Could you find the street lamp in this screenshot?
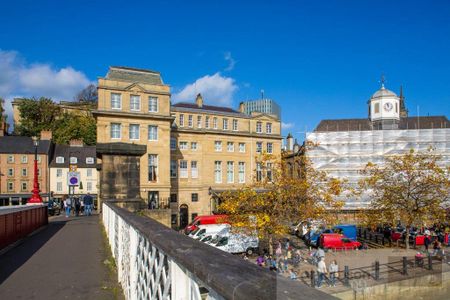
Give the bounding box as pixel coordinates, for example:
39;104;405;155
28;136;42;204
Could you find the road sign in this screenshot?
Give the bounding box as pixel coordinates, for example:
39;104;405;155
67;172;81;186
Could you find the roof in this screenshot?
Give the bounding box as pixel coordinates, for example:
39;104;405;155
171;102;241;114
371;86;397;98
0;136;52;154
314;116;450;132
49;144;97;168
105;66;163;85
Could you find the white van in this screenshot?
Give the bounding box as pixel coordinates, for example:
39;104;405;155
213;233;259;255
200;226;231;244
189;224;230;240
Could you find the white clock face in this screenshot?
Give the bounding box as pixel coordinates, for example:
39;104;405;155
384;102;393;112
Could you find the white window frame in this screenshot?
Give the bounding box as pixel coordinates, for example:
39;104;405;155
70;157;78;164
148;154;158;182
256;163;262;182
215;141;222;152
149;96;158;112
205;116;210;129
87;169;93;177
256;142;262;153
21;181;27;191
7;168;14;177
267;142;273;154
7;155;14;163
56;168;62;177
148;125;158;141
191;142;198;151
238;162;245;183
197;116;202;128
130;95;141;111
227;161;234;183
213;117;218;129
239;143;246;153
266;123;272;134
179;141;188;150
21;168;27;177
179;160;188;178
86;157;94;164
179;114;185;127
214;161;222;183
191;161;198;178
129;124;140;140
188;115;193;127
111;93;122;109
256;121;262;133
227;142;234;152
87;182;93;191
56;156;64;164
21;155;28;163
111;123;122;139
223;118;229;130
7;182;14;191
232;119;238;131
57;182;63;192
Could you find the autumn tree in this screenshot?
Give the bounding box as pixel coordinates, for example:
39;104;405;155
218;153;345;254
359;148;450;249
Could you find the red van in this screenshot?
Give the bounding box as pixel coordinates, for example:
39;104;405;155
184;215;228;234
319;233;361;250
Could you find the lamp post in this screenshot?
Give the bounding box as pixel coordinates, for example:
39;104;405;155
28;136;42;204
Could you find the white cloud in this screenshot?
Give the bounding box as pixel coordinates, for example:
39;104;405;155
224;51;236;71
282;122;295;129
173;72;238;106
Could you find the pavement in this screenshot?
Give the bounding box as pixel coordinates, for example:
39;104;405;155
0;213;124;300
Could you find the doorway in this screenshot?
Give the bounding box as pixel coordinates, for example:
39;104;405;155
179;204;189;229
148;191;159;209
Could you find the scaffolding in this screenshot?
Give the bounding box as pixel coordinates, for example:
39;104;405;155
305;128;450;209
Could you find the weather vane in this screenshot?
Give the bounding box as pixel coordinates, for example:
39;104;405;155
380;74;386;88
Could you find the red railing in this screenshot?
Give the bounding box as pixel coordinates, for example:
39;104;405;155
0;205;48;250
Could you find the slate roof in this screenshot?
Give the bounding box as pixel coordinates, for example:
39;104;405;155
106;66;163;85
49;144;97;168
314;116;450;132
0;136;52;154
171;102;240;114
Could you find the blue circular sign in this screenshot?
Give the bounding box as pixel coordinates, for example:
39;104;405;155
70;177;78;185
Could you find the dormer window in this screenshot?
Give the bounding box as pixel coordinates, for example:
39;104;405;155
56;156;65;164
86;157;95;164
70;157;78;164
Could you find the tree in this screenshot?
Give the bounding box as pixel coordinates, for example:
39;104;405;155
0;97;6;122
359;148;450;249
52;113;97;146
15;97;61;136
75;84;98;103
218;153;344;254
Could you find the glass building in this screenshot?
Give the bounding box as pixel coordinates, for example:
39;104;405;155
241;99;281;119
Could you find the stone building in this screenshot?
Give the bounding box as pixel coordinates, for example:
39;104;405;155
94;66;282;227
0;132;53;205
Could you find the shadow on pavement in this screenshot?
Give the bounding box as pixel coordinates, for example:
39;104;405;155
0;218;69;284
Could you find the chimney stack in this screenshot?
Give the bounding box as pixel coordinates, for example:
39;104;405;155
196;93;203;108
286;133;294;151
69;139;84;147
40;130;52;140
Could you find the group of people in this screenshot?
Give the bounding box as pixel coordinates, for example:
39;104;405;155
63;193;94;218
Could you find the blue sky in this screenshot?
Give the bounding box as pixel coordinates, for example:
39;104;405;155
1;0;449;139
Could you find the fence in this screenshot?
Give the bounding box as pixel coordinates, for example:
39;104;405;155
102;201;335;300
0;204;48;250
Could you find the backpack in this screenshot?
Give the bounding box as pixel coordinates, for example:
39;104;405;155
66;198;72;206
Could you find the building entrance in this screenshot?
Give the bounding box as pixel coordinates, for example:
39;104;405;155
179;204;189;229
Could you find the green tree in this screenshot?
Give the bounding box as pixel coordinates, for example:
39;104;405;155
52;113;97;145
359;148;450;249
15;97;61;136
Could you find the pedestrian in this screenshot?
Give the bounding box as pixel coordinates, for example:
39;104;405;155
80;198;85;215
316;257;328;288
74;197;81;216
289;269;297;280
285;238;290;251
314;247;325;265
242;253;249;260
287;248;293;263
64;197;72;218
329;260;339;287
277;258;284;273
83;193;93;216
432;240;442;256
275;243;283;258
283;255;289;272
256;254;265;267
424;234;431;253
269;257;277;272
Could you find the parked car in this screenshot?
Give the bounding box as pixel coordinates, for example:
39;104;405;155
213;233;259;255
184;214;228;234
319;233;361;250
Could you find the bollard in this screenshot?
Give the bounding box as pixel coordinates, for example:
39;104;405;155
374;260;380;280
344;265;349;286
402;256;408;275
428;254;432;270
310;270;315;287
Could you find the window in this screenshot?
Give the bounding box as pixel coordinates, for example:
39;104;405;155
188;115;193;127
21;155;28;163
191;142;198;151
170;194;178;203
7;155;14;163
170;138;177;150
238;162;245;183
227;142;234;152
21;182;27;191
148;154;158;181
256;142;263;153
197;116;202;128
179;141;188;150
22;168;27;177
7;182;14;191
57;182;62;192
266;123;272;134
7;168;13;176
191;193;199;202
374;103;380;114
267;163;273;182
179;160;188;178
171;214;177;225
205;116;210;128
56;156;64;164
129;124;140;140
214;161;222;183
232;119;238;131
170;160;177;178
130;95;140;111
37;155;41;163
111;93;121;109
223;118;229;130
256;121;262;133
70;157;78;164
267;142;273;154
213;117;218;129
256;163;262;182
56;169;62;177
86;157;94;164
149;96;158;112
214;141;222;151
179;114;185;127
87;182;93;191
87;169;93;177
191;161;198;178
227;161;234;183
239;143;246;153
111;123;121;139
148;125;158;141
191;213;198;222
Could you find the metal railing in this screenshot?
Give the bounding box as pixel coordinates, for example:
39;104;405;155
102;201;335;300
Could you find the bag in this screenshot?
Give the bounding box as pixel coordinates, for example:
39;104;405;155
66;198;72;206
335;272;339;278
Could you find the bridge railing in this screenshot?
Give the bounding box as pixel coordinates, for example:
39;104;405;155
102;201;335;300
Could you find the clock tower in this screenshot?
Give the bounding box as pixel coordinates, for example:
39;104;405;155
368;79;400;130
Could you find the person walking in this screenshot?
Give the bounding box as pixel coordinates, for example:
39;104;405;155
64;197;72;218
424;234;432;253
83;193;93;216
316;257;328;288
329;260;339;287
74;197;81;216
